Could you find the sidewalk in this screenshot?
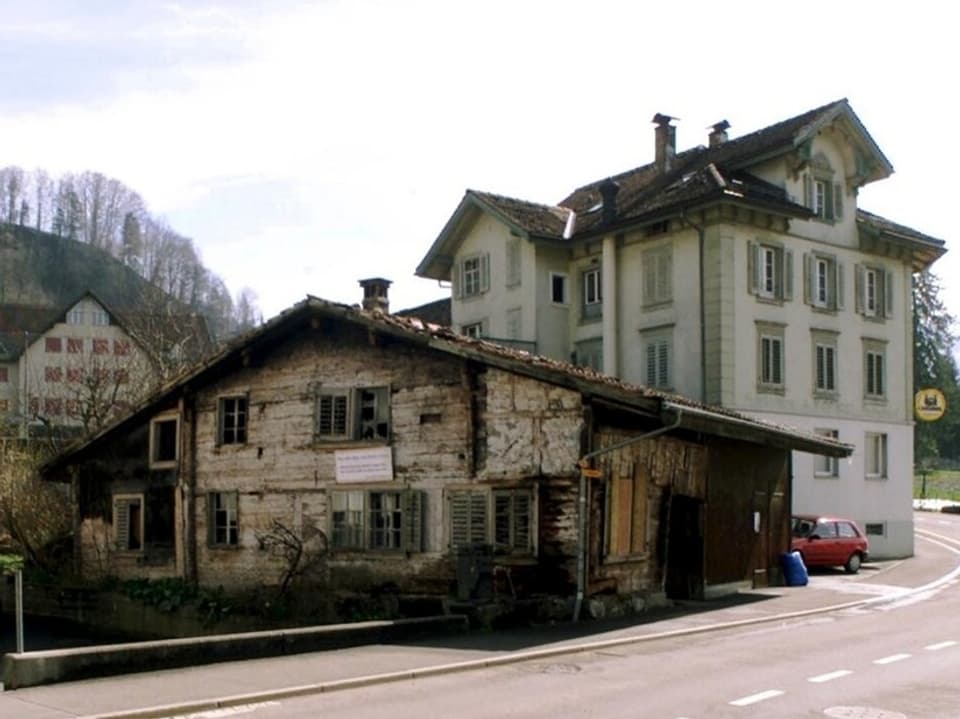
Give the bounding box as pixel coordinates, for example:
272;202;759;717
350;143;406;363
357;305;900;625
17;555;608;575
0;549;948;719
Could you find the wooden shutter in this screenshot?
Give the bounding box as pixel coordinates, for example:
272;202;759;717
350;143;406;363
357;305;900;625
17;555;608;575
836;262;845;310
782;249;794;301
510;491;532;552
658;251;672;302
480;253;490;293
884;270;894;318
114;497;131;550
833;183;844;220
803;253;812;305
450;490;487;550
747;241;758;295
854;264;864;314
645;343;657;386
803;174;814;210
403;490;424;553
642;259;656;305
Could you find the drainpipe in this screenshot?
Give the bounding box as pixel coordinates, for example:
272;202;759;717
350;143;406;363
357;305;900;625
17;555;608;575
601;234;617;377
573;407;684;622
680;208;707;403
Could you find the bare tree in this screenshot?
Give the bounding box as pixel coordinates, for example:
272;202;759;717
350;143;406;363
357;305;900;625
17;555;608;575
255;519;328;597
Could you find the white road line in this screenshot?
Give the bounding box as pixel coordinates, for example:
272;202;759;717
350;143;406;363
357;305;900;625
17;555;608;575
926;640;958;651
874;653;911;665
808;669;852;683
729;689;784;706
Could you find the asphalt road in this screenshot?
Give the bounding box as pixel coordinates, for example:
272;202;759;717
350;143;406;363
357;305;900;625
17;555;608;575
2;510;959;719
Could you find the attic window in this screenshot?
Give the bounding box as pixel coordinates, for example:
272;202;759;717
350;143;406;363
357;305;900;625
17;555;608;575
150;414;179;467
646;221;669;236
803;154;844;223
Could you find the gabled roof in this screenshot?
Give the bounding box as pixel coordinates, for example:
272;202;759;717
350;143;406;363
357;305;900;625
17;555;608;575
417;99;907;280
45;296;852;474
857;209;946;270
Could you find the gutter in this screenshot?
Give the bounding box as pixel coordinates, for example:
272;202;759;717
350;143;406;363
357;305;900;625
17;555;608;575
573;408;684;622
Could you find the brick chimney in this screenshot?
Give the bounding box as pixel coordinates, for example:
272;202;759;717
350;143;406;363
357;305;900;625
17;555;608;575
709;120;730;148
598;178;620;226
359;277;391;312
653;113;677;172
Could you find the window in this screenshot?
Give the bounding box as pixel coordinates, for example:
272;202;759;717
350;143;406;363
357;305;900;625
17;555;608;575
811;331;838;395
448;487;534;554
865;432;887;478
505;238;521;288
66;307;85;325
92;338;109;355
864;340;886;400
865;522;886;537
582;267;602;320
0;399;7;412
150;415;179;467
574;338;603;372
67;367;83;383
804;253;843;311
329;489;423;552
642;246;672;306
641;328;672;389
113;494;143;551
218;396;248;445
208;491;239;546
748;241;792;302
45;337;62;353
90;308;109;326
461;321;484;338
114;340;130;356
856;265;893;319
316;387;390;441
505;308;521;340
44;398;63;416
757;323;785;391
454;253;490;299
550;273;568;304
45;366;62;383
0;367;8;383
814;428;839;477
67;337;83;353
803;155;843;222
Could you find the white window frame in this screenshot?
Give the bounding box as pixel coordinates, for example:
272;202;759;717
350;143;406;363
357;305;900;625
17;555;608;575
550;272;568;305
461;321;484;339
856;264;892;319
505;238;521;288
759;246;777;298
814;341;837;394
574;338;603;372
505;307;521;340
66;307;85;325
757;323;785;391
582;266;602;320
864;343;886;400
813;428;839;477
749;241;792;302
457;253;490;299
865;432;888;479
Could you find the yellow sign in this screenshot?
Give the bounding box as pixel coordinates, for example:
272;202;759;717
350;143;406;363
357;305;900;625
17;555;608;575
581;468;604;478
915;388;947;422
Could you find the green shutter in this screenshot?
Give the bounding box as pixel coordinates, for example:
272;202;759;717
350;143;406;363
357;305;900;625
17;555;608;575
854;264;864;314
833;183;844;220
450;490;487;550
835;262;845;310
803;253;812;305
403;490;423;553
747;241;758;295
783;250;794;301
480;253;490;293
884;270;894;318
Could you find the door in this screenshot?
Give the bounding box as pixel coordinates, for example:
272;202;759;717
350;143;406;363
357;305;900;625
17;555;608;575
664;494;704;600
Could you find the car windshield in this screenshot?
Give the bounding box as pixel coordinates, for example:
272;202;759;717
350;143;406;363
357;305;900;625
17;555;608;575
792;517;816;538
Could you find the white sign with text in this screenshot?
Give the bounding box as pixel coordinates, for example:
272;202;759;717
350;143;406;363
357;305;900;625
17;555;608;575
334;446;394;483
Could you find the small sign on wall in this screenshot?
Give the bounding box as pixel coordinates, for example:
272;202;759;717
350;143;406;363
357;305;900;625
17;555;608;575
334;446;394;483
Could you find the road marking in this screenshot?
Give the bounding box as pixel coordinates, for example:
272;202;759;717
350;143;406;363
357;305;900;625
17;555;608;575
925;640;957;651
729;689;784;706
873;653;911;665
808;669;852;683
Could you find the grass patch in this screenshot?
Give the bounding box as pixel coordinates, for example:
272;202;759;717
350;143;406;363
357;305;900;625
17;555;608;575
915;469;960;501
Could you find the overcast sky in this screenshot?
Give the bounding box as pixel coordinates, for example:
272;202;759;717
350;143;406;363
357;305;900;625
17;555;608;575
1;1;956;321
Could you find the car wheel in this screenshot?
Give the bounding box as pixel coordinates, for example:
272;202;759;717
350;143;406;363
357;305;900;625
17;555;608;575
844;553;862;574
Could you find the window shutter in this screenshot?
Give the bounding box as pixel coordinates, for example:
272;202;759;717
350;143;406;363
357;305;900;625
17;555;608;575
836;262;845;310
658;340;670;387
642;260;656;305
854;264;864;314
773;339;783;385
662;252;673;301
450;490;487;549
114;497;130;549
511;492;532;552
824;180;835;219
782;250;794;301
747;241;758;295
645;343;657;386
803;174;813;211
833;183;844;220
803;253;812;305
480;253;490;293
884;270;894;318
452;261;463;299
403;490;424;553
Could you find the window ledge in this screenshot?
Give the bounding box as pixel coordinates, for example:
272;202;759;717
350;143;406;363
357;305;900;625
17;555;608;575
208;544;242;551
311;439;391;449
813;390;838;401
641;300;673;311
814;473;839;480
757;384;786;396
603;553;650;565
810;305;838;315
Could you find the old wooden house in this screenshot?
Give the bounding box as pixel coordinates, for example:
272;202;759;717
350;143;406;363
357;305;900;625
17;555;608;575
43;296;850;620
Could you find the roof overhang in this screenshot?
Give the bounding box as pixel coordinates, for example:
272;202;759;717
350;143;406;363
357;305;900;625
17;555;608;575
858;218;947;272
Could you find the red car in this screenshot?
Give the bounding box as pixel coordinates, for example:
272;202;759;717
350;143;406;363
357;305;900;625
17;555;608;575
790;515;870;574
